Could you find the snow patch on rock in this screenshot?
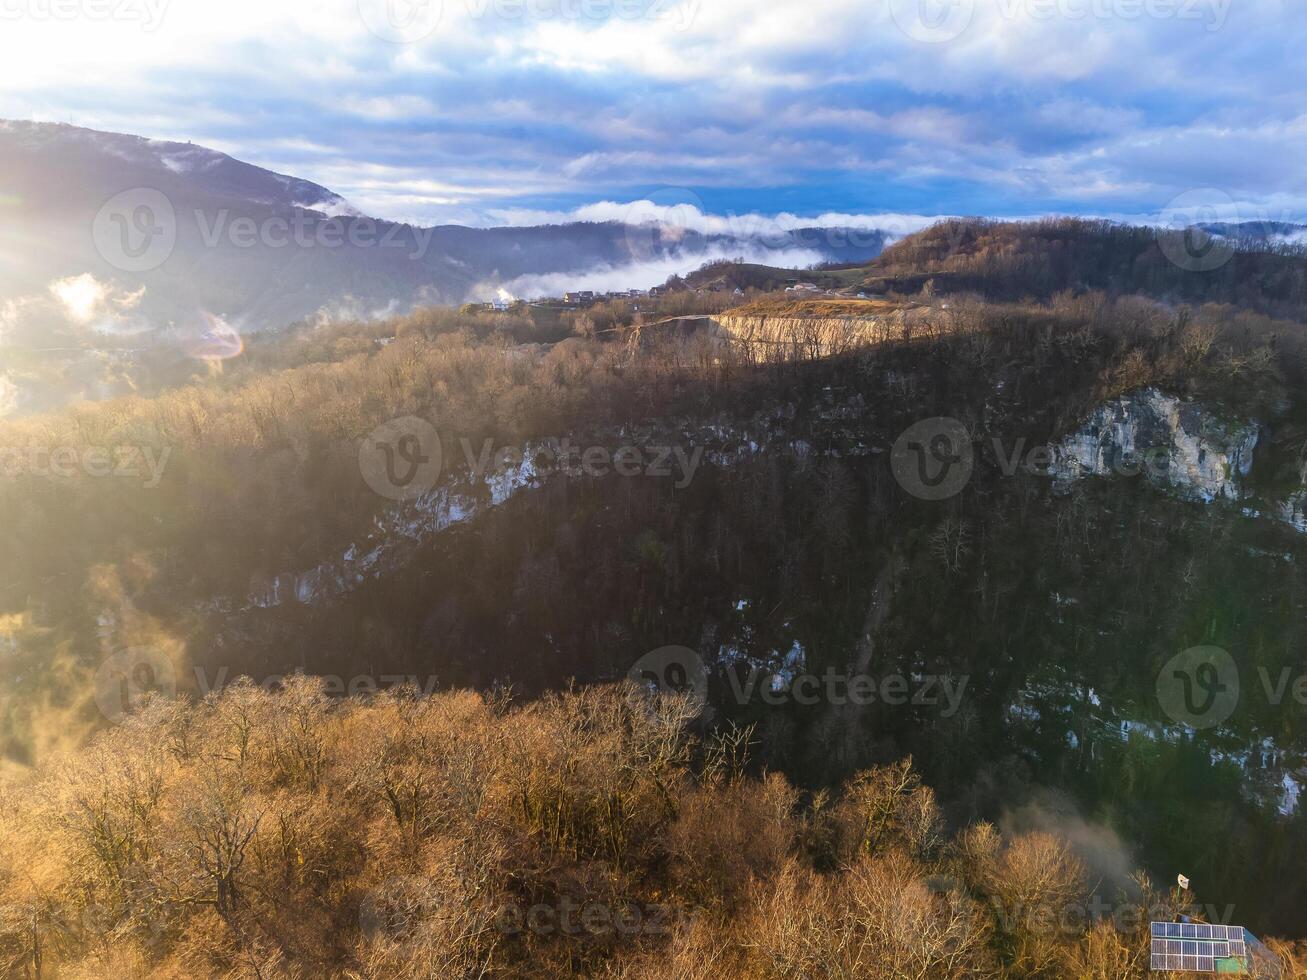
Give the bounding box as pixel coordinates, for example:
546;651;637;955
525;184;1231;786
246;445;545;609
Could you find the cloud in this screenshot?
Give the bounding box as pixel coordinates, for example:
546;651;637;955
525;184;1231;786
2;275;149;347
484;201;944;239
475;241;828;301
0;0;1303;225
48;274;144;326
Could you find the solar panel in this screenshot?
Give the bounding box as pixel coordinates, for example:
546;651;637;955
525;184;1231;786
1149;922;1261;974
1150;938;1231;958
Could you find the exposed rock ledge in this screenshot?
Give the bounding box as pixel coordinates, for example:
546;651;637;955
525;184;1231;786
713;313;908;357
1050;387;1260;503
237;388;1302;612
1277;493;1307;533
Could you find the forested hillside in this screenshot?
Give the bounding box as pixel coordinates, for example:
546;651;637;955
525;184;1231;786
6;222;1307;976
863;218;1307;319
4;682;1301;978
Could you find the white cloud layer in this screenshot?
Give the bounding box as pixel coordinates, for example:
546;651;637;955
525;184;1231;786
2;275;149;346
478;243;828;302
0;0;1304;224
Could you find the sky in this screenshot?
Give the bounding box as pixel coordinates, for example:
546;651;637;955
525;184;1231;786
1;0;1304;229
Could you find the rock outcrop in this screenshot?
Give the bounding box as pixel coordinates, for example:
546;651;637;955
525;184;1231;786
714;312;904;358
1051;387;1260;502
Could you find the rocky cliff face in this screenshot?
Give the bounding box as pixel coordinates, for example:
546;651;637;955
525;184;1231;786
1277;493;1307;533
243;387;1306;613
245;448;545;610
1051;387;1260;503
713;313;903;358
238;397;881;611
1272;450;1307;532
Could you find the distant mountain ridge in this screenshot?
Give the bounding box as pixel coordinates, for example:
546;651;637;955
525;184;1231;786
0;120;891;340
857;217;1307;319
1199;220;1307;248
0;119;356;216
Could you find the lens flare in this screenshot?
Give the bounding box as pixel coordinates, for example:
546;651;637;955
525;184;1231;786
184;312;244;361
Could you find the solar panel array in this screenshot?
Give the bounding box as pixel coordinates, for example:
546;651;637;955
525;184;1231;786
1150;922;1247;973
